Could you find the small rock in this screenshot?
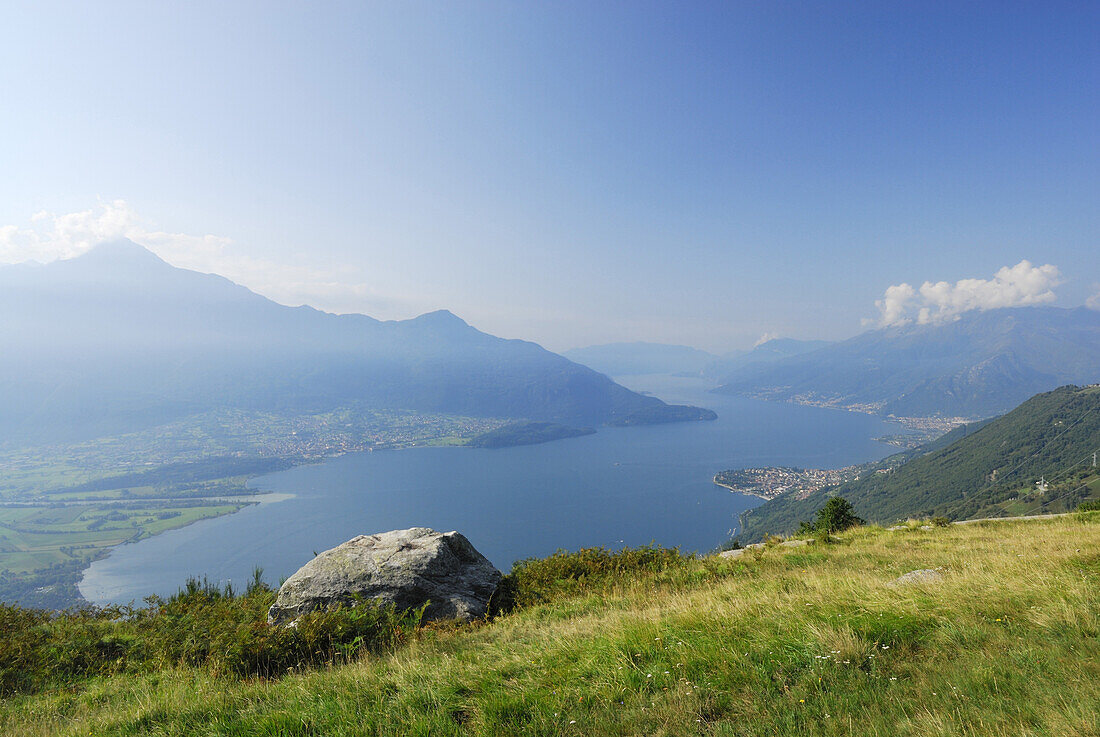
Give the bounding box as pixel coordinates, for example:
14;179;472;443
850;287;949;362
268;527;502;625
889;568;945;587
779;539;809;548
720;548;747;559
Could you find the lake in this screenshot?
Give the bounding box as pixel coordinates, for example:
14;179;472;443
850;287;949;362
80;376;902;604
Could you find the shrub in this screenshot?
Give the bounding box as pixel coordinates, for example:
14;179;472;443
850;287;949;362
796;520;819;536
816;497;865;533
1076;499;1100;513
930;516;952;527
795;496;865;537
0;570;423;694
505;545;688;607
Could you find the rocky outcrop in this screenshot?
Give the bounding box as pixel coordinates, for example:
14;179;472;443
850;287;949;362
719;538;810;559
268;528;502;625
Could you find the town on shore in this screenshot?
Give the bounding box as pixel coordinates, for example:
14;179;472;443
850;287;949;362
713;465;863;500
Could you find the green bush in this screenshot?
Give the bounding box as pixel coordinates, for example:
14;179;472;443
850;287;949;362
1075;499;1100;512
816;497;865;533
505;545;688;607
0;571;422;695
794;496;865;537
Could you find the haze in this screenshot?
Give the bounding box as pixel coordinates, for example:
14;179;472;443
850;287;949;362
1;2;1098;352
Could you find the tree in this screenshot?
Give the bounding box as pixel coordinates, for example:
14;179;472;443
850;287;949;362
815;496;864;533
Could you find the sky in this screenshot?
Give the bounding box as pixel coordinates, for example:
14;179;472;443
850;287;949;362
1;1;1097;352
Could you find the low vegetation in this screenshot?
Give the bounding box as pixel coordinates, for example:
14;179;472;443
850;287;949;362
1;512;1098;735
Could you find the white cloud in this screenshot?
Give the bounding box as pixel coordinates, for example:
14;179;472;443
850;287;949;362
753;332;780;347
1087;285;1100;311
872;260;1062;327
0;200;401;314
872;283;917;328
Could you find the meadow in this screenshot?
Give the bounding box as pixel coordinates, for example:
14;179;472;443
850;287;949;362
0;511;1097;736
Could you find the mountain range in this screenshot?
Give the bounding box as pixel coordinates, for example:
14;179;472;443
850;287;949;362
563;338;831;379
715;307;1100;418
700;338;832;381
0;241;712;446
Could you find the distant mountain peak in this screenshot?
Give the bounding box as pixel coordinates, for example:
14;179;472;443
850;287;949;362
76;239;170;268
410;309;470;327
81;238;156;258
715;305;1100;418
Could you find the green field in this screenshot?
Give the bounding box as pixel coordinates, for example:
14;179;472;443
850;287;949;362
0;503;244;606
0;406;508;608
0;513;1097;735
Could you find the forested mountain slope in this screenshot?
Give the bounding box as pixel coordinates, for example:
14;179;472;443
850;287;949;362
739;385;1100;541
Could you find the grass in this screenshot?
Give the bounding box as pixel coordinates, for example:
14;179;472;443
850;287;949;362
1;513;1099;735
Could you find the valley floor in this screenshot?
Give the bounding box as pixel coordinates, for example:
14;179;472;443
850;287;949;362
2;513;1098;736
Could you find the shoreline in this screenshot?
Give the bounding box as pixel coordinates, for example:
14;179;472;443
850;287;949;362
712;479;773;501
76;490;295;604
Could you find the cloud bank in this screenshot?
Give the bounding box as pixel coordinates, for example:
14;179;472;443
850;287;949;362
0;200;394;314
872;260;1062;327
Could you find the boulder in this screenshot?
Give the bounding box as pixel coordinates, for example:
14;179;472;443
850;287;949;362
268;527;502;625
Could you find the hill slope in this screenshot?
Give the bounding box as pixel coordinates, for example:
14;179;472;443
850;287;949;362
0;241;708;445
739;385;1100;541
715;307;1100;418
2;516;1097;735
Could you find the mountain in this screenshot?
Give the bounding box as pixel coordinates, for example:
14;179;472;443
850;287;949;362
562;342;718;377
715;307;1100;418
738;384;1100;541
0;241;712;445
701;338;832;380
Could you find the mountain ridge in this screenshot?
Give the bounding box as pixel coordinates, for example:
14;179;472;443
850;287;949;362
715;307;1100;418
0;241;712;445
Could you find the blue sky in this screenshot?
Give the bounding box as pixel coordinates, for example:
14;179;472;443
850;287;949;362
1;1;1097;351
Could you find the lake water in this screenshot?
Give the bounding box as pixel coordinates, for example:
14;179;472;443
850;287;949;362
80;376;902;605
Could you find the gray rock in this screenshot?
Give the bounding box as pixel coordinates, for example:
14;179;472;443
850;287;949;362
717;543;770;561
268;527;502;625
889;568;945;587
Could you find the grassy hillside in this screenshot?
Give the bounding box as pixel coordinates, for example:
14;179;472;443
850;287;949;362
739;385;1100;542
2;513;1098;735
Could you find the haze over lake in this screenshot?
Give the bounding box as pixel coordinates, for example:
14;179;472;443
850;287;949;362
81;377;901;605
